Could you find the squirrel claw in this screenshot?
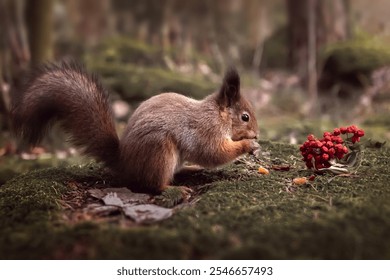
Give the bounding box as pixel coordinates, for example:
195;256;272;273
177;186;193;199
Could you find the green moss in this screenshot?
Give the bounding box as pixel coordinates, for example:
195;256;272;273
87;62;216;103
323;38;390;75
1;142;390;259
319;37;390;89
0;163;106;226
84;37;217;103
92;37;164;67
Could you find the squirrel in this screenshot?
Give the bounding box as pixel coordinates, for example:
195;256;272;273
11;60;259;194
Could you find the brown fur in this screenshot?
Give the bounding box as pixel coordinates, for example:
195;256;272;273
12;62;259;194
11;60;120;166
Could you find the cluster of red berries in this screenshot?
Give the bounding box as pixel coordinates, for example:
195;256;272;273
300;125;365;170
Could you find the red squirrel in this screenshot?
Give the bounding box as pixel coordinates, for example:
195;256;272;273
12;61;259;194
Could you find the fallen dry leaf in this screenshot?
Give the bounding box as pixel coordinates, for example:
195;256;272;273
123;204;173;223
272;165;290;171
293;177;308;185
102;193;124;207
258;166;270;175
88;188;150;204
86;188;173;223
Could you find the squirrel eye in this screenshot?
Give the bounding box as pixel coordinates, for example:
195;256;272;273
241;113;250;122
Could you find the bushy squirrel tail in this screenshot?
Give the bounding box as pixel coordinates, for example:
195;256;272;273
11;60;120;167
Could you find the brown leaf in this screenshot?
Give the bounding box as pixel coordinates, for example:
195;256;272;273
272;165;290;171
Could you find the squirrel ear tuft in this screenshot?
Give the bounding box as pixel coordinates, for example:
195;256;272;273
217;67;240;107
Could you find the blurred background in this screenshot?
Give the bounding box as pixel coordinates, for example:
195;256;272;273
0;0;390;178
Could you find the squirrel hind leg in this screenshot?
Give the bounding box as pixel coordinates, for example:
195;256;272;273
122;138;180;195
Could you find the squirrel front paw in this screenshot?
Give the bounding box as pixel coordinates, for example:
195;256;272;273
248;140;260;155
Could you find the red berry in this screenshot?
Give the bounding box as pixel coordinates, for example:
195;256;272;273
356;129;365;137
336;153;344;160
335;143;343;150
326;141;334;147
346;125;357;134
333;136;343;144
333;128;341;136
324;135;331;141
302;127;365;170
309;175;316;181
309;141;317;148
316;162;325;170
322;153;329;161
351;135;359;143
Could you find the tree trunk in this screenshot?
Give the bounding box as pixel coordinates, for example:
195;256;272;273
287;0;349;75
25;0;54;65
286;0;349;114
307;0;318;114
0;0;30;129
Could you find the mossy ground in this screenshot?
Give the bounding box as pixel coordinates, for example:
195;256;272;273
1;141;389;259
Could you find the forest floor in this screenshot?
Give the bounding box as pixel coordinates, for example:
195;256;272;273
0;140;389;259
